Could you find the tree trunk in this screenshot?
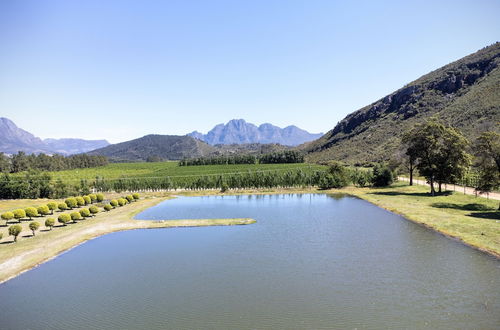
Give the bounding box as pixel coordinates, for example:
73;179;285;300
430;177;435;196
409;159;414;186
438;182;442;193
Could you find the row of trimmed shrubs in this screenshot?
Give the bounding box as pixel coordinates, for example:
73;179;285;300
0;193;140;243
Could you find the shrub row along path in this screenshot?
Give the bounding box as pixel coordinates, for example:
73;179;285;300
0;196;255;284
398;176;500;201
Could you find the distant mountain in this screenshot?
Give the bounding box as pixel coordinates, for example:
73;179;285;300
304;42;500;164
188;119;322;146
0;117;110;155
44;138;110;155
87;134;218;162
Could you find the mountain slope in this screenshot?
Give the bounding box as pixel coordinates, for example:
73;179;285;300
87;135;218;162
304;43;500;164
189;119;322;146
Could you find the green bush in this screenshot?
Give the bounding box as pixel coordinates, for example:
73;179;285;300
83;195;91;205
89;193;97;202
372;163;394;187
126;195;134;203
58;213;71;225
132;193;140;200
96;193;104;202
89;205;99;215
65;198;77;209
58;202;68;211
29;221;40;236
70;212;82;221
118;198;127;206
8;224;22;242
110;199;118;207
45;218;55;230
13;209;26;221
47;202;58;214
103;204;112;212
79;208;91;218
75;197;85;207
25;207;39;219
37;205;50;216
1;211;14;224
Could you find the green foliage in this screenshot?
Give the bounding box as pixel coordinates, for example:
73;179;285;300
126;195;134;202
47;202;57;214
65;198;77;209
83;195;91;205
259;151;304;164
58;202;68;211
132;193;140;200
89;193;97;202
79;208;91;218
118;198;127;206
89;205;99;215
103;204;112;211
75;197;85;206
371;164;394;187
37;205;50;216
475;131;500;191
350;168;373;187
13;209;26;220
1;211;14;222
25;207;39;219
45;218;55;230
96;193;104;202
179;154;257;166
29;221;40;235
8;224;22;241
110;199;118;207
58;213;71;225
70;212;82;221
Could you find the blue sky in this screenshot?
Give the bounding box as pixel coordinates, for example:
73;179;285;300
0;0;499;143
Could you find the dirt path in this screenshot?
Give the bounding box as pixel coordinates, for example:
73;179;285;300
398;176;500;201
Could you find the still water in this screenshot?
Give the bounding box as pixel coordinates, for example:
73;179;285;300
0;194;499;329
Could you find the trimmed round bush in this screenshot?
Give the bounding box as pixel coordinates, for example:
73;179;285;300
45;218;55;230
9;224;22;242
118;198;127;206
79;208;91;218
75;197;85;207
47;202;58;214
58;213;71;226
1;211;14;223
103;204;112;212
29;221;40;236
70;212;82;221
25;207;39;219
126;195;134;203
65;198;77;209
96;193;104;202
83;196;91;205
89;194;97;202
13;209;26;221
58;202;68;211
132;193;140;200
89;205;99;215
110;199;118;207
37;205;50;216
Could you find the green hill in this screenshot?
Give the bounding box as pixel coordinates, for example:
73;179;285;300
304;42;500;164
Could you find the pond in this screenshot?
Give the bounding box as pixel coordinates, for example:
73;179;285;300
0;194;499;329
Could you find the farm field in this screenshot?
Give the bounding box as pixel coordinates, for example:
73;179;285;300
45;162;327;184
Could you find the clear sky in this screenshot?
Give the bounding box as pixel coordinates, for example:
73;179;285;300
0;0;499;143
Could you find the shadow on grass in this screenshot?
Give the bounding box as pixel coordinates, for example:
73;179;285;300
431;202;496;211
40;229;51;232
468;212;500;220
22;234;34;238
369;191;453;197
0;241;14;245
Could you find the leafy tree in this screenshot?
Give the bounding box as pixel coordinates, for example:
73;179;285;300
47;202;57;214
83;195;91;205
474;130;500;209
58;202;68;211
96;193;104;202
89;193;97;203
1;211;14;225
371;163;394;187
37;205;50;216
327;162;350;188
70;212;82;222
65;198;77;209
29;221;40;236
110;199;118;207
89;206;99;216
45;218;55;230
132;193;140;200
25;207;39;220
75;197;85;207
103;204;112;212
13;209;26;222
58;213;71;226
8;224;22;242
79;208;91;218
402;119;471;195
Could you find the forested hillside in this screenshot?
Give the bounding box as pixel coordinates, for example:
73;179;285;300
304;43;500;164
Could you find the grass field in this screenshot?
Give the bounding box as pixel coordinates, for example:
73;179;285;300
45;162;326;184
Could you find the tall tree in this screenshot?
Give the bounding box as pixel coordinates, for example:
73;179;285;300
475;130;500;209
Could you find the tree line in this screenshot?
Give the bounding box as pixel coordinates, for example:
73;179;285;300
179;150;304;166
0;152;108;173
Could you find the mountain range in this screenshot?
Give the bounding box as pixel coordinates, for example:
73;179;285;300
188;119;322;146
303;42;500;164
0;117;110;155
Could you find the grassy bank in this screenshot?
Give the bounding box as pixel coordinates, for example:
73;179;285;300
0;196;255;284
